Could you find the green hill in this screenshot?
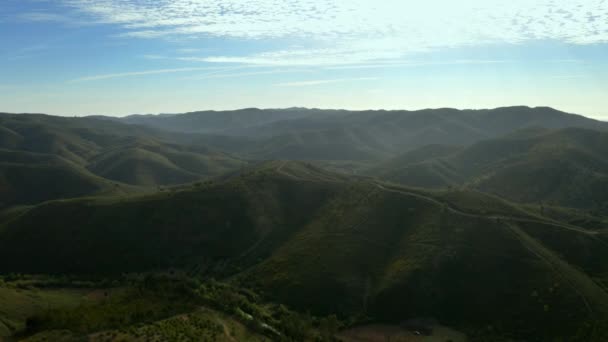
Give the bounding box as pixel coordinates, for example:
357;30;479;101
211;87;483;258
0;149;140;208
87;141;244;186
0;113;246;206
1;162;608;340
373;128;608;212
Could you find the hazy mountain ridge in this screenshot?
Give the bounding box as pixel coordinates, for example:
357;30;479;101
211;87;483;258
113;106;608;161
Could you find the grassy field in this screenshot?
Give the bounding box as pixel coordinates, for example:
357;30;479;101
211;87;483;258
0;274;340;341
0;286;91;337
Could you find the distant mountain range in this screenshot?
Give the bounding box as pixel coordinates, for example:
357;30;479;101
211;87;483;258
116;106;608;160
2;106;608;340
2;106;605;208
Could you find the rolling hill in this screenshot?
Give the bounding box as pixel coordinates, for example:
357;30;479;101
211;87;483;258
0;113;246;206
1;162;608;340
0;148;140;208
373;127;608;213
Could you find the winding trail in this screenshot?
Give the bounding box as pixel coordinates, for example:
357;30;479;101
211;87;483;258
374;183;600;236
216;318;237;342
373;181;608;315
275;161;604;238
272;161;608;314
504;222;605;315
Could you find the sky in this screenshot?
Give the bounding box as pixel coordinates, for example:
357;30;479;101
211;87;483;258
1;0;607;119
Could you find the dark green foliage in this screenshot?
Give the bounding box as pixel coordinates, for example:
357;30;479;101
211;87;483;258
0;166;335;274
16;274;335;341
2;163;606;340
24;275;199;335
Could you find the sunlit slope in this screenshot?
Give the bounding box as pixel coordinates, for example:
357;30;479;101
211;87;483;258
87;142;245;186
374;128;608;212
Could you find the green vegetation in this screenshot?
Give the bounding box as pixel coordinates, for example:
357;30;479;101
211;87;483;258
374;127;608;213
0;113;245;208
0;283;90;337
2;107;608;341
2;274;339;341
0;162;607;340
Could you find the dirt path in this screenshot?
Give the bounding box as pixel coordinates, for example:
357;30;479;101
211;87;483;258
216;318;237;342
276;161;602;237
367;183;608;319
504;222;608;315
373;183;601;236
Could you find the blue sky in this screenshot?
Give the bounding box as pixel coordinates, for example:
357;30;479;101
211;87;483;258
1;0;607;119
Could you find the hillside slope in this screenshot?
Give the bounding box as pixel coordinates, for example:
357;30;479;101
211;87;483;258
0;113;246;206
0;149;140;207
1;162;607;340
373;128;608;212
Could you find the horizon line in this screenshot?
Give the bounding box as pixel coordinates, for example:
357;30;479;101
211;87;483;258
1;105;605;122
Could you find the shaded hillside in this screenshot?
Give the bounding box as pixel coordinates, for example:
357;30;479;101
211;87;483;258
87;140;245;186
374;128;608;212
0;149;139;208
118;106;608;161
0;113;161;165
1;162;608;340
0;113;246;205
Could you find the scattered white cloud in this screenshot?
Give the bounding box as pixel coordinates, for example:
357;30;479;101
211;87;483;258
325;60;510;70
19;12;72;23
550;75;588;79
20;0;608;65
176;48;203;54
276;77;379;87
141;54;167;60
69;67;235;82
182;68;310;80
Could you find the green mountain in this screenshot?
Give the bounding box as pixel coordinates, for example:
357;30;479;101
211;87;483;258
0;113;246;206
86;139;244;186
373;127;608;213
0;148;140;208
2;162;608;340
